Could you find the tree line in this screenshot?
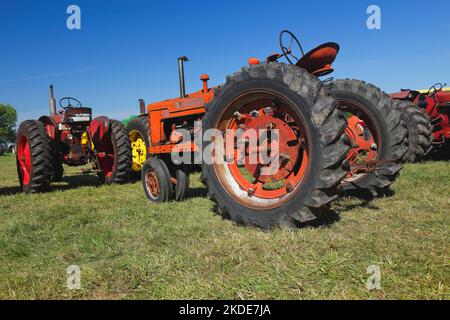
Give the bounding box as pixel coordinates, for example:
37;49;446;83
0;104;17;141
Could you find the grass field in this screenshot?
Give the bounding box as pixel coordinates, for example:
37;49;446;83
0;153;448;300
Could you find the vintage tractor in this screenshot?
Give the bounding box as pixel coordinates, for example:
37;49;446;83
131;60;350;229
127;30;406;222
391;83;450;161
124;30;407;229
16;85;131;193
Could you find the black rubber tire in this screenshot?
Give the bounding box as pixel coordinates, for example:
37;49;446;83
142;157;173;203
201;63;349;229
16;120;53;193
104;120;132;184
396;101;433;163
329;79;408;198
173;166;190;201
52;159;64;182
126;116;150;175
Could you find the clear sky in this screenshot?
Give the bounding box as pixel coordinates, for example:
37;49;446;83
1;0;449;125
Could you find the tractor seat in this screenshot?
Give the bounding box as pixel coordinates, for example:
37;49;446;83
63;107;92;123
295;42;340;77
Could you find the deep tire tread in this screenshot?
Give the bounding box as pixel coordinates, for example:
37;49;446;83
201;63;349;229
16;120;53;193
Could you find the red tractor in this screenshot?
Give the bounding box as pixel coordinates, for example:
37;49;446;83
16;85;131;192
391;83;450;161
126;30;406;229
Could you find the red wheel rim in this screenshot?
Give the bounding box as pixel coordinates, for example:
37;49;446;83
212;90;310;210
340;100;380;183
17;134;31;185
145;170;160;199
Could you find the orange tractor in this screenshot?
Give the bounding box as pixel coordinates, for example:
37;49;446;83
126;30;406;229
16;85;131;192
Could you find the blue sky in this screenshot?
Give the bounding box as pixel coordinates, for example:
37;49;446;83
1;0;449;125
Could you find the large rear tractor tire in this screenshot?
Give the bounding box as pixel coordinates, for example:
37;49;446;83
201;63;349;229
329;79;408;198
126;116;150;176
16;120;53;193
396;101;433;162
98;120;132;184
51;159;64;182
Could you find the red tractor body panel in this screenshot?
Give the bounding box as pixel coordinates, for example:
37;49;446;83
146;84;215;155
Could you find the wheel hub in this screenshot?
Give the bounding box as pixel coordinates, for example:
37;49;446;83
145;170;159;198
130;131;147;171
215;93;310;207
17;135;32;185
238;113;300;183
344;114;378;179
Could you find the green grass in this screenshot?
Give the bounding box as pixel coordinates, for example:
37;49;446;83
0;153;449;300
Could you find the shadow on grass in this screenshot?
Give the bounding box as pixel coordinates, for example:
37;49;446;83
333;196;380;212
178;187;390;229
0;174;103;196
0;186;22;195
53;175;101;190
186;187;208;199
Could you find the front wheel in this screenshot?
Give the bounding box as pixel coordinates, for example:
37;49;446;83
201;63;349;229
16;120;53;193
142;157;173;203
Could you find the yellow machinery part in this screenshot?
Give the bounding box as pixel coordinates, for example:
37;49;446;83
129;130;147;172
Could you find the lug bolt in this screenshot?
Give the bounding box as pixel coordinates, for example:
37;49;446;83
286;183;293;193
370;143;378;150
266;122;276;130
247;188;255;197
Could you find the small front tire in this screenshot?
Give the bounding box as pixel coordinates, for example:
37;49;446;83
142;157;173;203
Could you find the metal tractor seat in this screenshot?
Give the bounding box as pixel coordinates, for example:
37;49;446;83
295;42;340;77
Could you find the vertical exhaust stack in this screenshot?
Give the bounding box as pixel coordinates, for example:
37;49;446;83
49;84;56;116
177;56;189;98
139;99;146;114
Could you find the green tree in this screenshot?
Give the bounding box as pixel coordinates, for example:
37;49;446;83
0;104;17;141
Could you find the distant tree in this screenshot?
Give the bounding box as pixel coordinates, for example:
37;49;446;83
0;104;17;141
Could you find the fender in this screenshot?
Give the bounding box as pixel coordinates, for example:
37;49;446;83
436;90;450;106
39;115;61;140
390;90;417;100
89;116;110;146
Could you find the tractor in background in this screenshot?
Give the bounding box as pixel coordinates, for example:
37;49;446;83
16;85;131;193
391;83;450;161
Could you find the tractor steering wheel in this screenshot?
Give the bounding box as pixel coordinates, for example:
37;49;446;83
279;30;305;65
59;97;82;110
427;83;446;97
